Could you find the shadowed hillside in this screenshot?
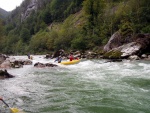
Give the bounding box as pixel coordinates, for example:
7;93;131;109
0;8;9;19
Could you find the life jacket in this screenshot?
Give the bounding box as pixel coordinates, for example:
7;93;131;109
70;55;73;61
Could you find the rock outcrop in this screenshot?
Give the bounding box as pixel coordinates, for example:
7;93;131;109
103;32;150;59
104;32;123;52
21;0;51;22
21;0;38;22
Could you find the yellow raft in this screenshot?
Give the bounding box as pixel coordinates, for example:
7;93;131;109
60;59;80;65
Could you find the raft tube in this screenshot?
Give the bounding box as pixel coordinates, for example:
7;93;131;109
60;59;80;65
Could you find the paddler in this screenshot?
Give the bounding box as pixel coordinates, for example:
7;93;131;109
69;53;74;61
54;56;62;63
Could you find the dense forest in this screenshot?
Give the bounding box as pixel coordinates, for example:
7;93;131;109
0;0;150;55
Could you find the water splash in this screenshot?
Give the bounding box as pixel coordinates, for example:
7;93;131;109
1;56;150;113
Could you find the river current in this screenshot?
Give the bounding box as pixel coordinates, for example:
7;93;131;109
0;55;150;113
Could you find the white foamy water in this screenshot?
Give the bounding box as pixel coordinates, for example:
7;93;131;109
0;56;150;113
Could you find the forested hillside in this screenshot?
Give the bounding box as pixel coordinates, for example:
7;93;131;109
0;0;150;55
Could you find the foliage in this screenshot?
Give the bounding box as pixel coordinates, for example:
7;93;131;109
29;31;51;54
0;19;4;36
71;35;87;50
103;50;122;59
20;28;31;43
0;0;150;54
0;19;5;52
82;0;107;49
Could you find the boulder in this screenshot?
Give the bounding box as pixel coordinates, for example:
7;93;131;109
34;62;45;68
142;55;150;60
120;42;141;57
134;34;150;53
45;63;58;67
0;54;9;64
0;70;14;79
0;60;11;69
141;54;148;58
10;58;32;68
0;57;33;69
104;42;143;59
104;32;123;52
128;55;140;60
34;62;57;68
11;60;23;68
45;54;51;59
148;55;150;60
103;33;150;59
23;59;33;65
86;51;98;59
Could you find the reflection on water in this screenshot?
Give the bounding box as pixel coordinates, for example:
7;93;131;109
0;56;150;113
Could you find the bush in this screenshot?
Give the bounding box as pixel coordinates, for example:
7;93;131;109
103;50;122;59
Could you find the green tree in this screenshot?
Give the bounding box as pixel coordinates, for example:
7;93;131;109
0;19;5;52
41;9;52;25
82;0;105;48
20;28;31;43
71;34;87;50
46;30;58;51
15;40;25;54
29;31;52;53
0;19;4;36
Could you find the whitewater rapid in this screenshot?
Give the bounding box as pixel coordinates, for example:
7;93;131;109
0;55;150;113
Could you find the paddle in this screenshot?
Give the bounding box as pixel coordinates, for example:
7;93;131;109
1;99;19;113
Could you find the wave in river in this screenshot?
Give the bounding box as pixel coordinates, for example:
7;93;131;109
0;56;150;113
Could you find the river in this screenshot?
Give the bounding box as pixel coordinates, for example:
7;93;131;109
0;55;150;113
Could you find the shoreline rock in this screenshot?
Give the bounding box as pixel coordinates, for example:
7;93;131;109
34;62;58;68
0;56;33;69
103;33;150;60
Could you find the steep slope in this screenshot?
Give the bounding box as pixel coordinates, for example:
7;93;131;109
6;0;82;33
1;0;149;55
0;8;9;19
1;0;83;54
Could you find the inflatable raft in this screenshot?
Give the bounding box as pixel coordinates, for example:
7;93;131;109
60;59;80;65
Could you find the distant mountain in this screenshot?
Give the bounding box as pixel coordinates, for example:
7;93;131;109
0;8;10;19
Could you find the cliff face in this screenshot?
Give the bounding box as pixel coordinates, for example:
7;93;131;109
20;0;52;22
21;0;38;22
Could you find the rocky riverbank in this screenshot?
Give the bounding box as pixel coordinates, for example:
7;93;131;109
44;33;150;61
0;54;33;78
0;32;150;78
